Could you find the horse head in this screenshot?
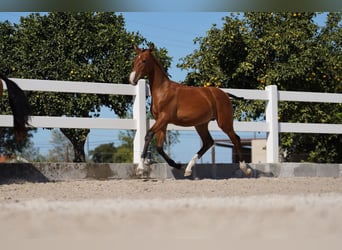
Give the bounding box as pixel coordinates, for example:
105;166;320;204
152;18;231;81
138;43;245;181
129;44;155;85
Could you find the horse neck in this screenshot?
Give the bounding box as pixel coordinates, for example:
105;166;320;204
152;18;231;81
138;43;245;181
148;58;170;93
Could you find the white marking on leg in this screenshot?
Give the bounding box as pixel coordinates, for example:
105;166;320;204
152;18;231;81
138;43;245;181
136;158;145;176
184;154;199;177
239;161;252;177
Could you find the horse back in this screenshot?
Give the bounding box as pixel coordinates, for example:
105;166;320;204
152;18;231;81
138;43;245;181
179;86;231;105
167;85;231;126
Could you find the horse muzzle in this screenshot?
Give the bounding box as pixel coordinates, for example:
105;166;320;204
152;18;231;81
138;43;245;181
129;71;139;85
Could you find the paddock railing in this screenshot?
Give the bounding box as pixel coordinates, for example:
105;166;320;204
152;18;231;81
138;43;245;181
1;78;341;163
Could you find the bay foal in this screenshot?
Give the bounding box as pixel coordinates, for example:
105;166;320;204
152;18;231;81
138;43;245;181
129;45;251;177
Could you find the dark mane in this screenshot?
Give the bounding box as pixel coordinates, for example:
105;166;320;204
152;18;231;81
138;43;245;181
149;51;169;80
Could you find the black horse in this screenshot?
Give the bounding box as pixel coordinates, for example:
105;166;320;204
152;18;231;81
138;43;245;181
0;73;31;140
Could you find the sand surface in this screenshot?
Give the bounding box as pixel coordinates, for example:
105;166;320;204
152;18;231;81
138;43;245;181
1;177;342;250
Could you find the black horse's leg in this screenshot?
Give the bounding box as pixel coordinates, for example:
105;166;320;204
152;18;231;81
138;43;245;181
195;124;214;159
221;127;252;177
156;129;182;169
136;116;170;175
141;130;155;159
136;129;155;175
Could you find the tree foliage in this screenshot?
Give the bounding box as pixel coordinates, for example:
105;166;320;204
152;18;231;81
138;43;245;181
89;142;116;163
46;129;74;162
112;131;134;163
0;128;32;156
89;131;133;163
20;140;46;162
0;21;34;154
178;12;342;162
0;12;172;162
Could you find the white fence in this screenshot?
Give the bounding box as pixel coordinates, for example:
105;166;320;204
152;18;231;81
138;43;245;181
1;78;341;163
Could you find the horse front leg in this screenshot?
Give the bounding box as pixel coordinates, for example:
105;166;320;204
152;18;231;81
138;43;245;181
136;130;155;176
156;129;182;169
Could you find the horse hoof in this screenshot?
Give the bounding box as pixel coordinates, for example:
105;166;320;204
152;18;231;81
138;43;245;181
184;170;192;177
239;161;252;177
246;168;252;176
136;168;144;177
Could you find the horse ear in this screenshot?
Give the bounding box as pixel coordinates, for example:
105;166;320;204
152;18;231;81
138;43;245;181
134;45;141;53
149;44;155;51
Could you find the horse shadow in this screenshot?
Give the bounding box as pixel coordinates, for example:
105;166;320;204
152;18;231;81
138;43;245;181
0;163;49;184
171;163;274;180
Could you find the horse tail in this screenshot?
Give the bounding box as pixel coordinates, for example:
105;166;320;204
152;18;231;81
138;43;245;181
0;73;31;140
227;92;244;100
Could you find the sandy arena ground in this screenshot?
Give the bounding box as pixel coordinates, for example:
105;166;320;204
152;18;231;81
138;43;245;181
1;177;342;250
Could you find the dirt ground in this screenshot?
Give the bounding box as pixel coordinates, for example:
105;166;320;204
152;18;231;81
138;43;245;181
1;177;342;250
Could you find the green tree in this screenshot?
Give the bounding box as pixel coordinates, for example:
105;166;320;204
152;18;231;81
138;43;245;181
0;21;35;154
0;12;172;162
11;12;139;162
20;140;46;162
179;12;341;163
112;131;134;163
0;128;32;156
89;143;116;163
88;132;133;163
47;129;74;162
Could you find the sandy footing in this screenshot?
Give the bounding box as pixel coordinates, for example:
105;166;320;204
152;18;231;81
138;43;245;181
1;178;342;250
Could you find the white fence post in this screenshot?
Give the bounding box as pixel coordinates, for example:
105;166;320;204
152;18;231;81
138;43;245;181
133;80;147;164
266;85;279;163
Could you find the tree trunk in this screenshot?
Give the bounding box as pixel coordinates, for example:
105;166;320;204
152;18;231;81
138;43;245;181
60;128;89;162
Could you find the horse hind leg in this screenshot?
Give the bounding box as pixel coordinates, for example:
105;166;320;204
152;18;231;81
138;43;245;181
184;123;214;177
231;132;252;177
220;124;252;177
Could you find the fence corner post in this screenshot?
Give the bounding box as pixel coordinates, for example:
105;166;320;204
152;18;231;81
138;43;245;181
133;80;147;164
265;85;279;163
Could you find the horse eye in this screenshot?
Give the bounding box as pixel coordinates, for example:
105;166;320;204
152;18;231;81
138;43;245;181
142;59;146;63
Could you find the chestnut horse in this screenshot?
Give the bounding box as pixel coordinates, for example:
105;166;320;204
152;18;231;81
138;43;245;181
130;45;251;177
0;73;31;140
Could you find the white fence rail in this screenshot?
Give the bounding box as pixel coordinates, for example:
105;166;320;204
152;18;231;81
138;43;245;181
1;78;341;163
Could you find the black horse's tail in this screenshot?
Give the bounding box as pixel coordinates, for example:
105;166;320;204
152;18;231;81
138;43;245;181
223;79;244;100
227;92;244;100
0;73;31;140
